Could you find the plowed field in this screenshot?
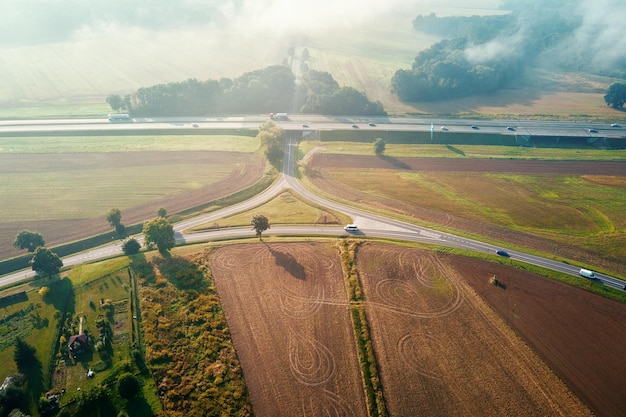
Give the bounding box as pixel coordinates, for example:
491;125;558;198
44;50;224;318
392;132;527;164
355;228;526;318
210;242;368;417
210;242;608;417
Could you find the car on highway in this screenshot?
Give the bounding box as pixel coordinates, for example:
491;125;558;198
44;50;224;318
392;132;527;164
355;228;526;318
302;124;309;128
352;124;359;128
495;249;510;257
588;128;598;133
368;122;376;127
344;224;359;232
470;125;479;129
506;126;516;131
192;123;199;128
611;123;620;127
441;126;448;131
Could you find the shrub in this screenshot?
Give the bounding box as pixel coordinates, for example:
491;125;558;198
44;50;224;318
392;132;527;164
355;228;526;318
117;372;141;400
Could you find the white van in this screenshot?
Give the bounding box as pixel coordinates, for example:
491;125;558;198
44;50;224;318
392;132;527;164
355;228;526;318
344;224;359;231
579;268;596;279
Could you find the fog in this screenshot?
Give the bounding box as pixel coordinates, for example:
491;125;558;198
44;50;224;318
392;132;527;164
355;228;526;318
1;0;623;105
1;0;498;47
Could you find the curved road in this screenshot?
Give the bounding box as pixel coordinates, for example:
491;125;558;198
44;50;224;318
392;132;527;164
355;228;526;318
1;125;625;291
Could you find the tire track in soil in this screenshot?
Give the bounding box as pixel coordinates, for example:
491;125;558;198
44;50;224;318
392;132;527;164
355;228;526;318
366;248;465;319
301;389;354;417
288;335;336;386
210;243;367;417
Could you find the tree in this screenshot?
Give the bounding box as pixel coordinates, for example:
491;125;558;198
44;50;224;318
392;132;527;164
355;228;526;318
106;94;123;112
0;386;28;417
30;247;63;277
604;83;626;109
157;207;167;218
374;138;386;155
251;214;270;239
106;208;126;238
142;218;175;254
13;230;45;253
117;373;141;400
122;239;141;256
106;208;122;227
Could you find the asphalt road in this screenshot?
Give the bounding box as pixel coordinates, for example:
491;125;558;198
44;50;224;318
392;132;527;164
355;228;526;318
1;115;625;137
1;119;625;291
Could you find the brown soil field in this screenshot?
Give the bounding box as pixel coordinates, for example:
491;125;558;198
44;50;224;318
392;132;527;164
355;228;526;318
442;252;626;417
210;242;368;417
306;155;626;277
208;241;623;417
0;151;265;260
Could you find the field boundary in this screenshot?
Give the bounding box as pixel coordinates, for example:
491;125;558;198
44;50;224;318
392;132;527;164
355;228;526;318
338;239;388;417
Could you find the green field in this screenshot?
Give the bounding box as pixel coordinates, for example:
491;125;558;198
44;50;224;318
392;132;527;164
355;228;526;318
0;134;260;154
187;190;352;232
299;141;626;160
0;135;260;222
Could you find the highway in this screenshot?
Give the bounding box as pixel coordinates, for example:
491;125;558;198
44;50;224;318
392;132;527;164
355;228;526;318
1;115;625;138
1;118;625;292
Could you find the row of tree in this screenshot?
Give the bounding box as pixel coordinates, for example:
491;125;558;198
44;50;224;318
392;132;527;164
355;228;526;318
107;64;386;117
393;2;626;102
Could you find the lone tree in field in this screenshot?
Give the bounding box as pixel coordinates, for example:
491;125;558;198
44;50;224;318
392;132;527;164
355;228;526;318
374;137;386;155
30;247;63;277
157;207;167;218
604;83;626;108
251;214;270;240
13;230;45;253
106;208;126;237
142;217;176;254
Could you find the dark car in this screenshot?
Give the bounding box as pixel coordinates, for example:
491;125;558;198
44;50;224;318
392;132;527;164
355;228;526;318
352;124;359;128
506;126;516;131
470;125;479;129
302;124;309;128
368;123;376;127
588;128;598;133
610;123;620;127
496;249;510;257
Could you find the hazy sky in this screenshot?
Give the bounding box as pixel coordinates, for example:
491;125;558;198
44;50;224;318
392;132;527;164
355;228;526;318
0;0;501;47
0;0;623;105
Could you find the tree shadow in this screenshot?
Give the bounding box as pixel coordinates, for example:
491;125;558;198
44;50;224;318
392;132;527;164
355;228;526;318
152;256;205;289
43;277;75;315
378;154;411;170
445;144;466;156
266;244;306;280
19;349;45;407
126;394;156;417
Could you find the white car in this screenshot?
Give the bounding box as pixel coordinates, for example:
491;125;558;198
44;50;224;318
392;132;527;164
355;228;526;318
344;224;359;231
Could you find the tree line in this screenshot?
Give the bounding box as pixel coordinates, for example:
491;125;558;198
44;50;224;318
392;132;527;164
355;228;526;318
107;64;386;117
392;1;626;102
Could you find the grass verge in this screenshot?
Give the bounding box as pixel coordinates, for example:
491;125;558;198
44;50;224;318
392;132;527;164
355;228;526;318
338;239;388;417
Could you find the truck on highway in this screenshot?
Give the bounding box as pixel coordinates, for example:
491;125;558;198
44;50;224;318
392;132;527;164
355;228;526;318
579;268;596;279
269;113;288;121
108;113;131;122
